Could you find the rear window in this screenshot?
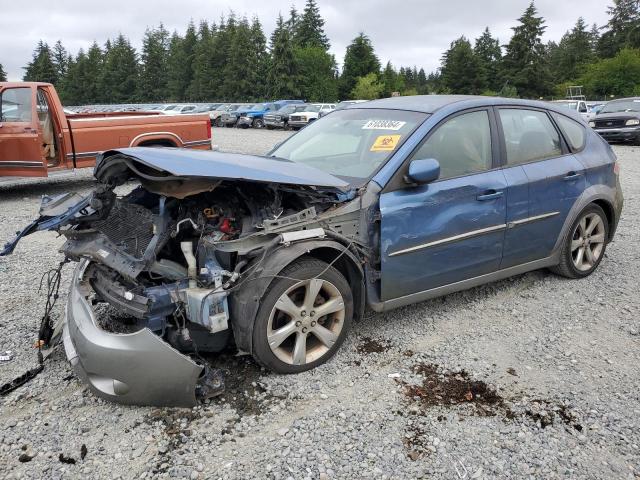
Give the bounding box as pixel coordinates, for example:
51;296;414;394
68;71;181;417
553;113;586;151
498;109;562;165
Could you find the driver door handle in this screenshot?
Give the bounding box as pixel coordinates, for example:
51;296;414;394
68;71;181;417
563;171;582;181
476;190;504;201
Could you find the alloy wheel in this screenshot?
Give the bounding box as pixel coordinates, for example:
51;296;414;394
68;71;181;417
571;212;606;271
267;278;345;366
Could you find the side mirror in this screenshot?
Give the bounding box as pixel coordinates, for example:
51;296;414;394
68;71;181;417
406;158;440;185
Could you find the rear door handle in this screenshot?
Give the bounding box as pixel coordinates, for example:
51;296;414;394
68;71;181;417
476;190;504;201
563;171;582;181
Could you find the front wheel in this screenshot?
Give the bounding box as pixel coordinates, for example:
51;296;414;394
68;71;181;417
551;204;608;278
253;118;265;129
252;258;353;373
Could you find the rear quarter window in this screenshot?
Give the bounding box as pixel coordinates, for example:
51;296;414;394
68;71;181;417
552;113;586;151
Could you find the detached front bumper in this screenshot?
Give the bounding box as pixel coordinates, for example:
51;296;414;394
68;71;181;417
594;127;640;143
62;261;204;407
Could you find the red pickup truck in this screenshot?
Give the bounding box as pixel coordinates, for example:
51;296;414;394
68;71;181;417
0;82;212;178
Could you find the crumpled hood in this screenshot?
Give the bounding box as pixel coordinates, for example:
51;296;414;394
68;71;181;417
95;147;349;189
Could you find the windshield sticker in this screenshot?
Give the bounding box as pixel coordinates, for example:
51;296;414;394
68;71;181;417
371;134;402;152
362;120;406;130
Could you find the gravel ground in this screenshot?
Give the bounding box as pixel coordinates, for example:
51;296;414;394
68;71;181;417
0;128;638;480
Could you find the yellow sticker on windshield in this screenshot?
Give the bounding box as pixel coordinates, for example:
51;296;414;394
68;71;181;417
370;134;401;152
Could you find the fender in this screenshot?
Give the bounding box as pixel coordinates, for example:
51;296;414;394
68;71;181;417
228;239;365;353
552;184;621;252
129;131;184;147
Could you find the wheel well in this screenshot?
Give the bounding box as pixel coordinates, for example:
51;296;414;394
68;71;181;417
592;199;615;239
306;247;365;321
138;139;176;148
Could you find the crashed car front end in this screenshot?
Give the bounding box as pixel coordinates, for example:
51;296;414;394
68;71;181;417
2;147;369;407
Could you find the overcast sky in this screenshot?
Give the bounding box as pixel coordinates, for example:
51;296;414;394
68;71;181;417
1;0;612;81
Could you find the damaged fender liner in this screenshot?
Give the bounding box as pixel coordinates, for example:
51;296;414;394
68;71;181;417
63;260;204;407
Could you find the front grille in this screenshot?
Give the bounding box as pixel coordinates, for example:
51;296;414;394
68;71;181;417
264;115;275;121
91;201;155;258
290;115;303;122
595;119;627;129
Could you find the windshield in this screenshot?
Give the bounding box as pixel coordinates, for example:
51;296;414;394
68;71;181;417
305;105;321;113
600;99;640;114
270;108;428;182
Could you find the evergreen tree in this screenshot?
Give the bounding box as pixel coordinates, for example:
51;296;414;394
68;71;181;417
167;22;197;100
416;68;428;94
52;40;69;81
0;63;6;81
295;46;338;101
209;16;236;100
340;33;380;99
99;34;138;103
549;17;595;84
441;37;486;94
287;6;300;34
294;0;330;50
139;24;169;101
589;23;601;54
249;17;269;99
474;27;502;91
23;40;58;84
187;21;214;100
598;0;640;57
166;32;185;100
381;61;401;97
85;42;104;103
268;14;299;99
224;17;261;100
501;2;552;98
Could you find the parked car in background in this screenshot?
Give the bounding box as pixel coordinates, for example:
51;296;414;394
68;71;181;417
590;97;640;144
161;104;199;115
264;104;312;129
288;103;336;129
221;103;255;127
1;95;622;407
0;82;212;178
209;104;236;127
236;102;278;129
550;99;594;121
319;100;368;118
588;103;606;115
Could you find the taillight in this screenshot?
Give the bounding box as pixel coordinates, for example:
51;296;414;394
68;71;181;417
206;121;212;140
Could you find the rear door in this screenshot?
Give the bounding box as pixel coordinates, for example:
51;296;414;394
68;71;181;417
497;107;586;267
379;109;507;300
0;85;48;177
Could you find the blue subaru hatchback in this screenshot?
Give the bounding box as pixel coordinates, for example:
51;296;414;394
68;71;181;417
1;95;624;406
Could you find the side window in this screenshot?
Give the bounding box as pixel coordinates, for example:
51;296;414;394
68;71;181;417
498;109;562;165
552;113;586;151
0;87;33;123
410;110;492;180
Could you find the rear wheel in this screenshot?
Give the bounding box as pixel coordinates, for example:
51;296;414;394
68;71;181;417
252;258;353;373
253;118;265;129
551;204;608;278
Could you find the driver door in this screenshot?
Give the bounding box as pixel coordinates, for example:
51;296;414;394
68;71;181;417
379;109;507;301
0;86;48;177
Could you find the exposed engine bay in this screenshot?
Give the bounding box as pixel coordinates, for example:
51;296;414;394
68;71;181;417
1;148;375;406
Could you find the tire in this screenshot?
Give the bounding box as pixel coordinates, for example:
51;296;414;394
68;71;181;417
551;204;609;279
266;125;274;130
253;118;265;129
251;258;353;374
215;117;223;127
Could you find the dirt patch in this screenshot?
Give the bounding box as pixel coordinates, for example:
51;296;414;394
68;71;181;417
209;354;284;420
398;363;582;460
357;336;391;354
145;408;201;474
402;363;504;416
